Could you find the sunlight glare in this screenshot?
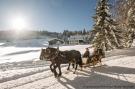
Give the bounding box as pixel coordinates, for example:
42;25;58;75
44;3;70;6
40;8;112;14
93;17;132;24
10;16;28;31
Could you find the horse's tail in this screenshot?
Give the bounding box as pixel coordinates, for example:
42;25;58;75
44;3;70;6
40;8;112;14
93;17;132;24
78;56;83;67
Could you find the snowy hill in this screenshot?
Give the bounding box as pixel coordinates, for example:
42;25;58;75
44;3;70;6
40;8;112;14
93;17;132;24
0;44;135;89
0;39;49;47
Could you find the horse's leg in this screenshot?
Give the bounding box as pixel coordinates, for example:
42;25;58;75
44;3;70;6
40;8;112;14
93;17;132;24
79;56;83;70
73;63;78;74
67;63;70;70
50;63;54;72
53;64;58;77
57;64;62;77
72;63;75;69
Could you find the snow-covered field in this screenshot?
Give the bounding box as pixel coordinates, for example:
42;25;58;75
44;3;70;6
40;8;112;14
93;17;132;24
0;41;135;89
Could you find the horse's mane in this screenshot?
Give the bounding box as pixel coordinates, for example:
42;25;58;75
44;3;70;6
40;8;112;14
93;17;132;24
47;47;57;50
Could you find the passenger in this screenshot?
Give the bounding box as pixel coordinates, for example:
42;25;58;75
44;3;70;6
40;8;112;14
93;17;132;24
83;48;90;58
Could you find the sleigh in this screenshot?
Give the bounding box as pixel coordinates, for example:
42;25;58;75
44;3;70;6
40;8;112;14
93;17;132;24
82;56;102;67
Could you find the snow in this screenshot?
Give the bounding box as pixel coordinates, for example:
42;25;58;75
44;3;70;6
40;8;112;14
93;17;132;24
0;39;49;47
0;47;40;64
0;43;91;64
0;43;5;46
0;41;135;89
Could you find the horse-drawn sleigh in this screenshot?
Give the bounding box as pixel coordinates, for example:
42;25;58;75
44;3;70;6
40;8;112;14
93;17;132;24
82;48;105;67
39;47;105;77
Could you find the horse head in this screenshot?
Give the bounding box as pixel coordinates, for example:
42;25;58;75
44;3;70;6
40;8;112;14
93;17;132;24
39;47;58;61
39;48;47;60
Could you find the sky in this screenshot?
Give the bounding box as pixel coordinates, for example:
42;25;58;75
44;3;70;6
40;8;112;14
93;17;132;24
0;0;97;32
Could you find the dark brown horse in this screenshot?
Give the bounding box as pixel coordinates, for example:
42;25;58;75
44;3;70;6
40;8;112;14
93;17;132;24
39;47;82;77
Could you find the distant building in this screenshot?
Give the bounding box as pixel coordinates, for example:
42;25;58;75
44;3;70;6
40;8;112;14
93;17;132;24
68;35;91;45
48;38;64;45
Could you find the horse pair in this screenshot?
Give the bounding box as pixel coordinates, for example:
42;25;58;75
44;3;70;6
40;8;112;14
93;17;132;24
40;47;82;77
39;47;104;77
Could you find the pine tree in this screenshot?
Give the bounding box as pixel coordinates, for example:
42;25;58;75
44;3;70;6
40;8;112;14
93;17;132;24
92;0;122;51
115;0;135;47
83;28;86;35
127;0;135;47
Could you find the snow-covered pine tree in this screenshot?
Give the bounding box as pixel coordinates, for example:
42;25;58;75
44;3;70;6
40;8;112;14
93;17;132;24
115;0;135;47
92;0;122;51
127;0;135;47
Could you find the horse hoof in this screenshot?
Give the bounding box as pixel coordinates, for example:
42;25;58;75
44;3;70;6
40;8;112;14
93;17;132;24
58;73;62;77
54;74;58;78
58;75;61;77
51;70;54;73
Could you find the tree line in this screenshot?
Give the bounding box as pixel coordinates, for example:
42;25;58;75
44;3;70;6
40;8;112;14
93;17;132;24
92;0;135;51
